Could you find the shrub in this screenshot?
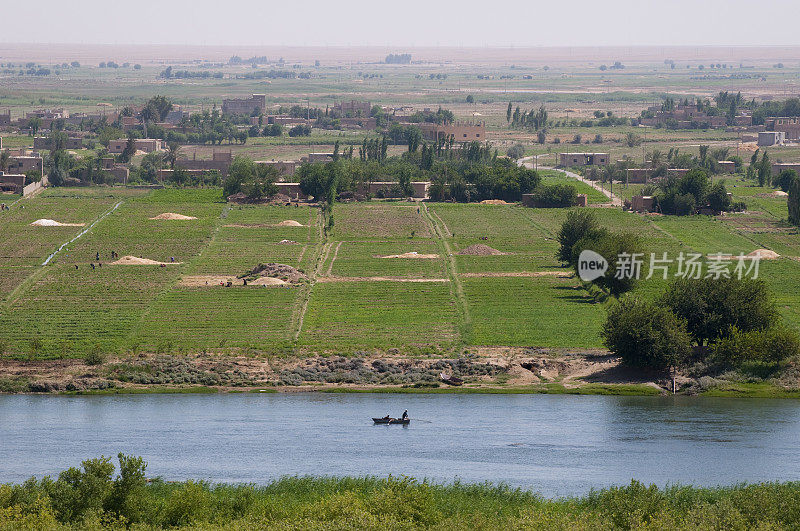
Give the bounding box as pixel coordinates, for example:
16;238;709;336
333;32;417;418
506;144;525;160
85;345;106;366
529;183;577;207
602;297;692;371
775;169;798;192
660;277;777;348
712;326;800;368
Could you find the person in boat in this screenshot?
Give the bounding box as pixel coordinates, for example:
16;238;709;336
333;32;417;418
382;414;391;420
401;410;408;421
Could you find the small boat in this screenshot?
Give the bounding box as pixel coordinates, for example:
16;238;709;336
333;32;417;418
440;372;463;386
372;417;410;425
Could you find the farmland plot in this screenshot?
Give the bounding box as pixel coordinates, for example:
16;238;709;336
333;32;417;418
0;189;224;356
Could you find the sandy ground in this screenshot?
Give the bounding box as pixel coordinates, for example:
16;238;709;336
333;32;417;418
460;271;572;278
30;219;85;227
149;213;197;220
378;252;440;259
111;256;183;266
0;348;674;394
316;276;449;283
178;275;287;287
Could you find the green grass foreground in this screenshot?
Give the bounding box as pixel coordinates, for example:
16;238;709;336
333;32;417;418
3;456;800;530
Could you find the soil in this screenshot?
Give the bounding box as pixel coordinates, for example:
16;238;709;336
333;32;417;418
457;244;506;256
479;199;511;205
149;213;197;220
276;220;304;227
710;249;780;260
316;276;449;283
240;263;307;283
378;252;440;259
460;271;571;278
111;256;183;266
30;219;85;227
0;347;675;394
178;275;286;287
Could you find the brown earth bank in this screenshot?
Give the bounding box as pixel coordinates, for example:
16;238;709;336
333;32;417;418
0;348;716;395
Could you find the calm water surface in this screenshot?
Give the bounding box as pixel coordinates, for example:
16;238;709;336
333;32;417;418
2;393;800;497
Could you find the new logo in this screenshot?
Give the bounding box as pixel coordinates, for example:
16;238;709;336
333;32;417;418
578;250;608;281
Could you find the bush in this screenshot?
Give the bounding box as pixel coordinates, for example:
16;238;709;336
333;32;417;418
506;144;525;160
660;277;777;348
711;325;800;368
84;345;106;366
529;183;577;207
602;297;692;371
775;169;798;192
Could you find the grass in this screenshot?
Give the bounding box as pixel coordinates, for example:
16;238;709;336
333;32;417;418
5;457;800;529
1;186;799;358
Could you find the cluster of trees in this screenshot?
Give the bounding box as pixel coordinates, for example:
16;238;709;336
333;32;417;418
222;157;279;201
603;278;799;374
406;107;455;125
507;104;548;130
557;211;642;297
292;139;540;204
385;54;412;64
651;168;738;215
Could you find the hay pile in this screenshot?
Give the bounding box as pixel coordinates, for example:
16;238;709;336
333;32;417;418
480;199;510;205
112;256;183;266
457;244;506;256
278;239;297;244
276;220;304;227
239;263;307;283
30;219;85;227
149;213;197;220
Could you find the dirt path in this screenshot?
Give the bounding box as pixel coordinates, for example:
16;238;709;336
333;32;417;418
540;166;623;207
421;203;471;343
1;200;125;314
290;210;325;343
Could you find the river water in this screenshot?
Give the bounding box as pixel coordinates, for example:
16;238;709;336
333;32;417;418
2;393;799;497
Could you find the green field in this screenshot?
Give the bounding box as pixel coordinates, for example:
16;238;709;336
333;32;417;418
0;186;798;358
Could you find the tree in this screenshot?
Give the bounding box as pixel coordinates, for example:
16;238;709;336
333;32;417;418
556;210;600;265
164;142;181;170
758;151;771;187
506;102;512;123
119;135;137;163
660;277;777;347
28;116;42;136
707;181;731;213
0;151;9;172
506;144;525;160
776;169;798;192
789;173;800;226
572;230;642;297
602;297;692;371
466;94;474;104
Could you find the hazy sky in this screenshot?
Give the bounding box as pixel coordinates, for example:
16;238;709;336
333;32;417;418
3;0;799;47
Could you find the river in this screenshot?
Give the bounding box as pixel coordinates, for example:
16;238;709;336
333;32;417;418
2;393;799;497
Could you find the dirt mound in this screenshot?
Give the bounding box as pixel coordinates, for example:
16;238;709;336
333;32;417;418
480;199;510;205
30;219;85;227
240;263;307;283
457;244;506;256
276;220;304;227
278;239;297;244
379;252;440;259
149;213;197;220
748;249;780;259
112;256;183;266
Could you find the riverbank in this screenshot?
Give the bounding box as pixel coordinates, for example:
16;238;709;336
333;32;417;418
3;457;800;529
1;349;799;398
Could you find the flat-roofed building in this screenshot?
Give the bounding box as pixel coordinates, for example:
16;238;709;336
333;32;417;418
417;121;485;142
222;94;266;116
558;152;610;166
108;138;166;154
